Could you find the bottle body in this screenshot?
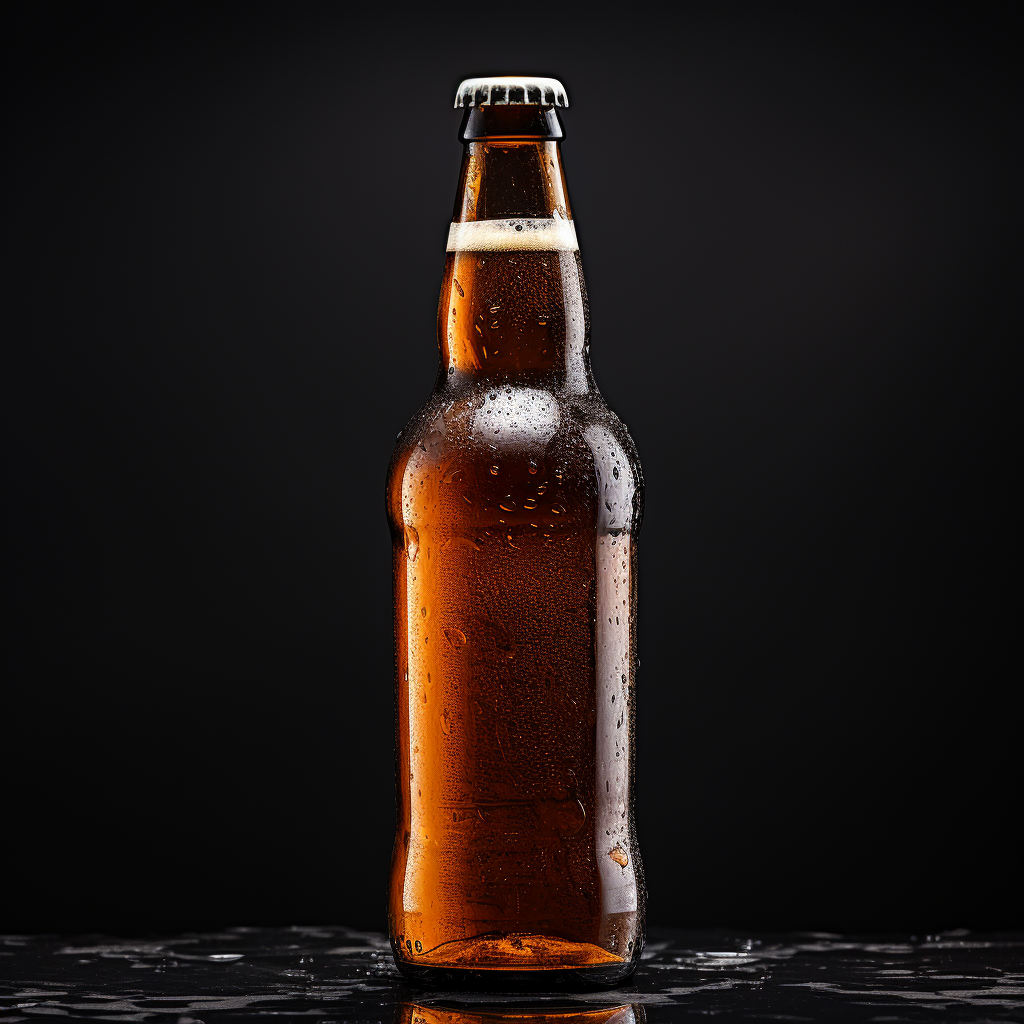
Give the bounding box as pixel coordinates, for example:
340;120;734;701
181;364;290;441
387;96;644;985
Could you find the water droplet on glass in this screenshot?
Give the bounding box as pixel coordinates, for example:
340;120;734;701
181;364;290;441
609;845;629;867
523;498;537;510
490;465;499;475
551;503;566;515
453;278;464;298
536;796;586;836
405;525;420;562
499;498;516;511
528;459;538;474
444;627;467;647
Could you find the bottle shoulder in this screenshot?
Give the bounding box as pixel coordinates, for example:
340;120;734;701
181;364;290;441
386;382;643;537
390;381;639;452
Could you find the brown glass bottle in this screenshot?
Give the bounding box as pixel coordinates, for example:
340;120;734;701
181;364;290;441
386;77;644;987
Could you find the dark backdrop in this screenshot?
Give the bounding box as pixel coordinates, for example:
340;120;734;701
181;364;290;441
6;7;1018;935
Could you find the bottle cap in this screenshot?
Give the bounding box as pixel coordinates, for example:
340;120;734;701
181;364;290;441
454;76;568;108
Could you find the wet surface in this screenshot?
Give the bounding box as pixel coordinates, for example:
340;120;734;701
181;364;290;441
1;926;1021;1022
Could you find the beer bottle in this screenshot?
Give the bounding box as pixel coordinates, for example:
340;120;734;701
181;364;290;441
386;76;644;986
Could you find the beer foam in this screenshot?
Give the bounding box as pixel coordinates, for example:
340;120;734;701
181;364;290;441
446;217;579;252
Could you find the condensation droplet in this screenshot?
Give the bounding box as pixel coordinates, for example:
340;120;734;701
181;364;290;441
405;525;419;562
609;846;629;867
444;627;467;647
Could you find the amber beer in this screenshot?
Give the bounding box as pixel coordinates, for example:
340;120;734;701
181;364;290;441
387;77;644;985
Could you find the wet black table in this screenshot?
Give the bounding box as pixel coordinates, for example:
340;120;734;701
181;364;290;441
2;927;1021;1022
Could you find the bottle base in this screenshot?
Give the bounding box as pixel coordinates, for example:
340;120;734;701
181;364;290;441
392;933;638;989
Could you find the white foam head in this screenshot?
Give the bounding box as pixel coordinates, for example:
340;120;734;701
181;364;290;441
446;217;579;253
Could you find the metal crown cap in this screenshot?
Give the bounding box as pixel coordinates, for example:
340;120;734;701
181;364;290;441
454;76;568;108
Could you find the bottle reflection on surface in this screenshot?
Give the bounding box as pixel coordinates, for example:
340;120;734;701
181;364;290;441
396;1003;643;1024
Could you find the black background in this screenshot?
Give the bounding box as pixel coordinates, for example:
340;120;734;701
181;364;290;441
6;6;1019;936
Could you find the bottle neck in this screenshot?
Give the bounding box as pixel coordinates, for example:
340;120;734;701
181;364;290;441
437;109;591;391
